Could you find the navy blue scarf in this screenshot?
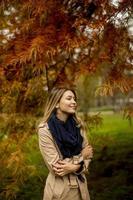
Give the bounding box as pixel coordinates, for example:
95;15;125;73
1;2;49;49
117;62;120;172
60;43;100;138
47;112;83;159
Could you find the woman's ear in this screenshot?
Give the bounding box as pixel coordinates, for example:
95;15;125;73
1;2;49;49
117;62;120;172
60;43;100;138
55;103;59;109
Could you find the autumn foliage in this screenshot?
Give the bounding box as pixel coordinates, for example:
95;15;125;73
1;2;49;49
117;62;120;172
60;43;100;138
0;0;132;93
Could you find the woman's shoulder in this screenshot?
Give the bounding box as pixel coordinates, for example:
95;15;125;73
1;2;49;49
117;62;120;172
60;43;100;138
38;121;49;129
38;121;50;135
38;123;55;146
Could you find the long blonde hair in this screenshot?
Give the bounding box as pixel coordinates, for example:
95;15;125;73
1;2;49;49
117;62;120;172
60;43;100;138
42;87;83;127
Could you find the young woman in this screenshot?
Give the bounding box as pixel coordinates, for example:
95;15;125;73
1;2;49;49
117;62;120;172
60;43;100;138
38;87;93;200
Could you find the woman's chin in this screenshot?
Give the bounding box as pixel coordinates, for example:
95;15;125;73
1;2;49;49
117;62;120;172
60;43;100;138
67;110;76;114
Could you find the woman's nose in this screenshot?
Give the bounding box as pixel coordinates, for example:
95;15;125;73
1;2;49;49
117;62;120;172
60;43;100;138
72;99;77;104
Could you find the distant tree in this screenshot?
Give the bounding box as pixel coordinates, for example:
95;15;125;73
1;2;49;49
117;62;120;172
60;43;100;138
77;74;99;111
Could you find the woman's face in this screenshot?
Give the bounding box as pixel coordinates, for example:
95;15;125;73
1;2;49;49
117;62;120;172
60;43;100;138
57;90;77;114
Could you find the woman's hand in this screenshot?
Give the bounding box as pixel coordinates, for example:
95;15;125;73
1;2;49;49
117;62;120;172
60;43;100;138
52;160;80;177
81;145;93;160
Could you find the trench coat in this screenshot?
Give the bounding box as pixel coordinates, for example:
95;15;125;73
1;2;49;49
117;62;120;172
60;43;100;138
38;121;92;200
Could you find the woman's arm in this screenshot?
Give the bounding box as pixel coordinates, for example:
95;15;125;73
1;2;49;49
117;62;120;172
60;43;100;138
38;126;60;173
52;160;81;176
53;129;93;176
71;127;93;174
38;125;81;174
52;139;93;176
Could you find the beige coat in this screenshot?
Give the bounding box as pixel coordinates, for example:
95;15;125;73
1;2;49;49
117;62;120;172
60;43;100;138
38;122;92;200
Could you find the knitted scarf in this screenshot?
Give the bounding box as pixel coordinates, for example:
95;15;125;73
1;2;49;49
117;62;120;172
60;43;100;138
47;112;83;159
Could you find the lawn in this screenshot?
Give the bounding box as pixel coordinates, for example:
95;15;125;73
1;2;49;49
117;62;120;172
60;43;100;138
88;113;133;200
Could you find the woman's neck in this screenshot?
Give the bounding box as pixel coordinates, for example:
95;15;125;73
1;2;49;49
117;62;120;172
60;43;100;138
56;109;69;122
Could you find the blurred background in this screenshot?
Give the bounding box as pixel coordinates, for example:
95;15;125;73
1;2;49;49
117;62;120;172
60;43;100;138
0;0;133;199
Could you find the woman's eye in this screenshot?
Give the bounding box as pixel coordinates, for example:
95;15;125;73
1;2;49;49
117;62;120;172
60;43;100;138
67;98;76;101
66;97;76;101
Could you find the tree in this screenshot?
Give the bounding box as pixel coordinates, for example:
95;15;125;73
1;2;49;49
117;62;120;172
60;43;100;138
0;0;132;115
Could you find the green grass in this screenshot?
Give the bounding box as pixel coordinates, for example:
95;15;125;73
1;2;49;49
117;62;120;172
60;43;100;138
88;114;133;200
89;113;133;145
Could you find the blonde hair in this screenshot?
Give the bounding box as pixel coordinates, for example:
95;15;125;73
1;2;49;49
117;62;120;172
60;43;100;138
42;87;83;127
